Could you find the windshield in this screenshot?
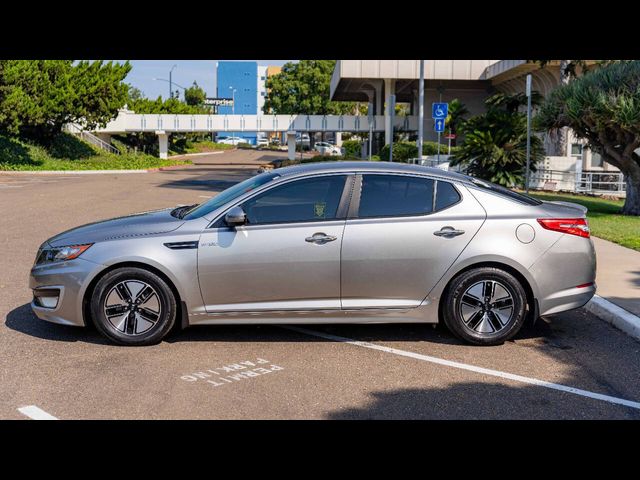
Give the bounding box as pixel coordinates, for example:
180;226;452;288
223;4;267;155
468;177;542;206
182;172;280;220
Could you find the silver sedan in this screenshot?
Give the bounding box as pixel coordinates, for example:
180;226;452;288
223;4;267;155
29;162;596;346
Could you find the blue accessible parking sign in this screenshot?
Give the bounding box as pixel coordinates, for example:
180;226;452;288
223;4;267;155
432;102;448;119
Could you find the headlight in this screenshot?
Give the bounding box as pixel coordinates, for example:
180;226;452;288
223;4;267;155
35;243;93;265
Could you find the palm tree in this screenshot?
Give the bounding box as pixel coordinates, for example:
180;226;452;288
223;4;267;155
450;93;545;187
445;99;469;146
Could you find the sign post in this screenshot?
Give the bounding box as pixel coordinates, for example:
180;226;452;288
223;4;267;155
417;60;425;162
444;131;456;155
432;102;448;163
368;101;373;161
525;74;532;193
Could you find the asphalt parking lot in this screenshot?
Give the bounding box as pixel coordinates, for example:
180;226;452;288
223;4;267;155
2;150;640;420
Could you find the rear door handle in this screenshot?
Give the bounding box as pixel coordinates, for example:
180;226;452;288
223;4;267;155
434;226;465;237
305;233;337;244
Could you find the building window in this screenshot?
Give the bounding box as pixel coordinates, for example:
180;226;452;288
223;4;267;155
261;76;266;81
591;152;604;168
571;143;583;158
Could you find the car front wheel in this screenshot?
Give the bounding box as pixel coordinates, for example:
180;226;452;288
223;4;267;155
442;267;527;346
91;267;177;346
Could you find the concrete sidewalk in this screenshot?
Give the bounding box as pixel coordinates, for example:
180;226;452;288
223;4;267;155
592;237;640;317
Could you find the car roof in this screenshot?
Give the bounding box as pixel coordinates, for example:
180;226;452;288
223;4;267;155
273;161;474;184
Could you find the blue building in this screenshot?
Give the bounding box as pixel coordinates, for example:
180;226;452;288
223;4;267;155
216;61;258;145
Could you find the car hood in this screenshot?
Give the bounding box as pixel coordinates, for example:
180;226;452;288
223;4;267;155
46;208;185;247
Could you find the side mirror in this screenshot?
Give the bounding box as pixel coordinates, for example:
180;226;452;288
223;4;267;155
224;206;247;227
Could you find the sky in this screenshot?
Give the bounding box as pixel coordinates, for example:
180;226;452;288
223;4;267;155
115;60;294;100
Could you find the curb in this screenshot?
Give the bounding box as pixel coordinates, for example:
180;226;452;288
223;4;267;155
0;164;193;175
169;151;226;158
0;169;152;175
585;295;640;341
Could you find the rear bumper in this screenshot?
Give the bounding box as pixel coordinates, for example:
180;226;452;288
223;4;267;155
537;283;596;316
29;257;104;327
529;234;597;316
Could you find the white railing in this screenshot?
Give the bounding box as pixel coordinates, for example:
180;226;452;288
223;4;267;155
93;112;419;134
576;171;626;194
65;123;121;155
529;169;626;196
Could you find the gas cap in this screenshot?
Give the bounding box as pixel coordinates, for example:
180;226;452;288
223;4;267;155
516;223;535;244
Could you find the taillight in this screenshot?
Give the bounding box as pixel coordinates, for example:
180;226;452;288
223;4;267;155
537;218;590;238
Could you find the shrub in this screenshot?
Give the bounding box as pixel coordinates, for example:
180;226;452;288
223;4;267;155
341;140;362;158
48;132;99;159
379;142;417;162
237;142;253;149
379;141;461;162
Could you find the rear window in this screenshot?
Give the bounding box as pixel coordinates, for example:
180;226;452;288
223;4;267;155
357;175;460;218
468;178;542;206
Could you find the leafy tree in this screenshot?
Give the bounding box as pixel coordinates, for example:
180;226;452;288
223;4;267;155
264;60;359;115
127;84;144;102
450;92;545;187
127;95;206;115
264;60;364;145
184;81;206;107
536;60;640;215
0;60;131;143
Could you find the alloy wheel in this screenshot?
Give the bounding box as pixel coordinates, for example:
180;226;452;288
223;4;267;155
459;280;514;334
103;280;162;336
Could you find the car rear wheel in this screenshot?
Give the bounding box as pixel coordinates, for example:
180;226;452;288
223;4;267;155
91;267;176;346
442;267;527;346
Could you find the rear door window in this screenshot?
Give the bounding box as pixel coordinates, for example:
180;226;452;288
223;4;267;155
358;175;435;218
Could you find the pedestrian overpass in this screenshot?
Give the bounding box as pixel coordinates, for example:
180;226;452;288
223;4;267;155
86;109;419;159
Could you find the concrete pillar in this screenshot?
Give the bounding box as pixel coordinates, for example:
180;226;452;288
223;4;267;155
286;131;297;161
335;132;342;147
384;79;396;145
156;130;168;159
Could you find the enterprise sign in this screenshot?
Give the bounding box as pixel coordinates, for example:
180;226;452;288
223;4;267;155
204;98;234;107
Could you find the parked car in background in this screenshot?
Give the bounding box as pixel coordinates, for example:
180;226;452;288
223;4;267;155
296;133;310;149
257;137;269;148
314;142;341;156
217;136;245;145
270;138;281;146
29;162;596;346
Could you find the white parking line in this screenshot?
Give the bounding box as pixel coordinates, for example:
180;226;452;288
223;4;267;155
198;195;212;198
284;326;640;411
17;405;59;420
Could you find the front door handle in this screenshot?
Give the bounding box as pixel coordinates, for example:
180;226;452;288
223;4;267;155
434;226;465;237
305;233;337;244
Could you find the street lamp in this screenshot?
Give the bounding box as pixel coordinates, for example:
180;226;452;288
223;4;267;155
169;64;177;99
229;86;237;142
153;78;187;99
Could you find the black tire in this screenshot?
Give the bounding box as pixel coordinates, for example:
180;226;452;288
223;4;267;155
91;267;177;346
442;267;527;346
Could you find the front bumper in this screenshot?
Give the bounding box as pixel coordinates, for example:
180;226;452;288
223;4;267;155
29;257;104;327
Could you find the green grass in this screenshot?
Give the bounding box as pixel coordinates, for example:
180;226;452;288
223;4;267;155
529;191;640;251
0;134;191;171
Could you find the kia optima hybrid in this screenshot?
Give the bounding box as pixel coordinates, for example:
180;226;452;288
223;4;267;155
30;162;596;346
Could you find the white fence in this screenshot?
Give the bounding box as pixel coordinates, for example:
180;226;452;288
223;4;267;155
94;112;419;134
529;169;626;196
